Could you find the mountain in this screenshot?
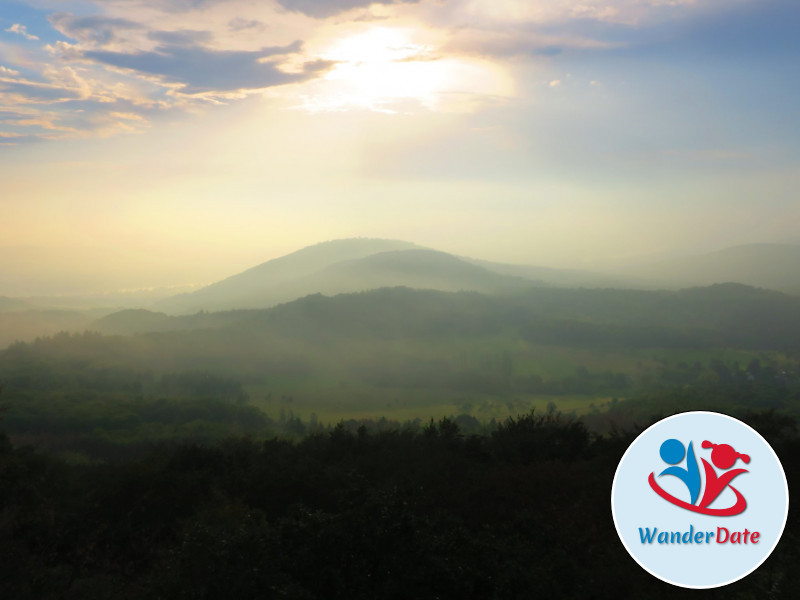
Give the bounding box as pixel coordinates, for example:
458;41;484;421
463;258;640;289
154;238;421;313
154;239;529;314
305;249;527;295
0;293;176;348
615;244;800;294
153;239;800;315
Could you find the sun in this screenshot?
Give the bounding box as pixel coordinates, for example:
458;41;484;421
301;27;512;113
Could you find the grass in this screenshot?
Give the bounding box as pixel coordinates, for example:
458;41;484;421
247;374;618;426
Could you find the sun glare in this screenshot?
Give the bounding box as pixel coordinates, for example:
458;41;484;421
301;27;512;112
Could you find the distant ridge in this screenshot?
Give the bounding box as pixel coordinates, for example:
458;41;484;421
462;258;638;289
0;296;30;312
94;282;800;350
616;244;800;294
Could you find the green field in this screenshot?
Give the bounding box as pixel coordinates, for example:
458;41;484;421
247;380;621;425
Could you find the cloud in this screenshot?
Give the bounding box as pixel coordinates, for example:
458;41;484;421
5;24;39;41
440;25;624;60
275;0;419;19
83;41;323;94
228;18;266;32
144;0;221;11
147;30;214;46
0;78;84;103
0;60;162;143
7;0;791;149
0;105;81;143
45;41;86;60
3;4;336;142
94;0;414;18
109;111;147;122
0;132;44;145
0;97;157;143
48;13;143;45
0;109;38;121
300;58;338;74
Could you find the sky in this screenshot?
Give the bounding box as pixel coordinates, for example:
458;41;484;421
1;0;798;295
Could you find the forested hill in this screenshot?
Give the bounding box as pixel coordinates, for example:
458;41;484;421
14;284;776;360
90;283;800;350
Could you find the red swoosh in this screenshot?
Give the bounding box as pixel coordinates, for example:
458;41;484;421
648;472;747;516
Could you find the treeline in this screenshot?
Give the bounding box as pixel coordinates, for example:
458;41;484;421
597;384;800;434
1;411;798;599
355;354;630;395
579;357;800;433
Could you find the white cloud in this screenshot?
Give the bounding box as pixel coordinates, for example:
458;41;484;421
109;111;147;121
5;24;40;41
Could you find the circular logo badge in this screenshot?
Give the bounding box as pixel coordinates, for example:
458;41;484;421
611;411;789;588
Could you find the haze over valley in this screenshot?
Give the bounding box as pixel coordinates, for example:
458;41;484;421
2;238;800;348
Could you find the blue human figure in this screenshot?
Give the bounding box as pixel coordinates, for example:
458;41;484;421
659;439;701;505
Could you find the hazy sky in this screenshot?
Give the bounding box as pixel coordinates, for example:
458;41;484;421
1;0;798;295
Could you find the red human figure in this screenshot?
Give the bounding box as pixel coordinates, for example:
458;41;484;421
698;441;750;509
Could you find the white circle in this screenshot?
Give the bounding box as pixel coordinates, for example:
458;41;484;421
611;411;789;588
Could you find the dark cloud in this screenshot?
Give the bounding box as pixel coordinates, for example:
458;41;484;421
0;110;29;120
48;12;143;45
135;0;219;12
276;0;419;19
0;133;47;145
301;59;337;74
450;32;569;59
228;18;266;32
534;0;800;60
83;41;323;94
147;30;213;46
0;79;83;101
